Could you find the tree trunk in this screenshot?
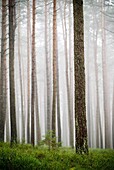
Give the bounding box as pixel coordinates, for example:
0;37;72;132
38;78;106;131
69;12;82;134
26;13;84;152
27;0;31;144
56;28;61;144
52;0;57;136
18;0;25;143
45;0;51;133
101;1;111;148
31;0;36;146
35;80;41;144
73;0;88;154
9;0;17;145
0;0;7;141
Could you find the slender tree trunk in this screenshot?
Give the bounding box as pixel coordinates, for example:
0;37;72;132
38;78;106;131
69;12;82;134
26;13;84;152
35;80;41;144
18;0;25;142
45;0;51;132
101;1;110;148
64;0;74;148
56;28;61;144
69;0;74;148
112;81;114;148
73;0;88;154
9;0;17;145
27;0;31;144
0;0;7;141
52;0;57;136
85;28;91;148
31;0;36;146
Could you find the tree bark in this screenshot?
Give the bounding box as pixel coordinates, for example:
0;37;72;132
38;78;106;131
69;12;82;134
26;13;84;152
73;0;88;154
9;0;17;145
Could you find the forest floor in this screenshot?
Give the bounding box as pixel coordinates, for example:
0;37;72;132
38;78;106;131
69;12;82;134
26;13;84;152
0;142;114;170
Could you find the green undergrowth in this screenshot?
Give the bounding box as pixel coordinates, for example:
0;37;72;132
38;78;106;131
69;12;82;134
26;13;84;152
0;142;114;170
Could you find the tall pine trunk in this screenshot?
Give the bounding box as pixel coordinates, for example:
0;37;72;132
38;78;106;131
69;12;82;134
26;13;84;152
73;0;88;154
9;0;17;145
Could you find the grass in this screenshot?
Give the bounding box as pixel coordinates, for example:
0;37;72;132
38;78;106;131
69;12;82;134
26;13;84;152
0;142;114;170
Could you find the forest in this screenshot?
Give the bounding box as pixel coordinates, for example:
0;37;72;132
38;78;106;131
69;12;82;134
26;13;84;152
0;0;114;169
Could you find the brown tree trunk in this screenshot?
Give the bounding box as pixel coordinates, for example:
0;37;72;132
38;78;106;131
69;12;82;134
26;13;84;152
9;0;17;145
73;0;88;154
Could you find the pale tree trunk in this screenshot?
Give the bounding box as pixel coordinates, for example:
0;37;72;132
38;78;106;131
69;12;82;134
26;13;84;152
94;30;103;148
112;81;114;148
92;2;103;148
59;0;73;147
27;0;31;144
18;0;25;142
45;0;51;133
52;0;57;136
85;28;91;147
5;7;9;142
9;0;17;145
31;0;36;146
69;0;74;148
73;0;88;154
56;28;61;144
0;0;7;141
101;1;111;148
35;79;41;144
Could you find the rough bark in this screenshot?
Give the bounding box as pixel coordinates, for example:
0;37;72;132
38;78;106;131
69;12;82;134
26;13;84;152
9;0;17;144
73;0;88;154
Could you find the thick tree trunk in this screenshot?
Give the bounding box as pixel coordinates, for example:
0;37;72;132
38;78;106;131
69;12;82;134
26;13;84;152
9;0;17;145
73;0;88;154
